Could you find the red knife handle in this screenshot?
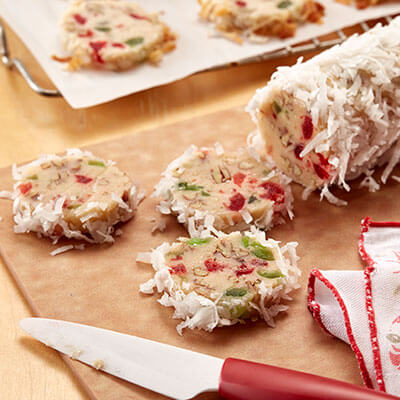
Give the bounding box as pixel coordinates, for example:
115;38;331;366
219;358;399;400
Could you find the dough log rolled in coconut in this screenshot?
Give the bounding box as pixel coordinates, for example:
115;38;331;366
11;149;142;243
198;0;324;43
153;144;293;235
247;17;400;203
60;0;176;71
138;229;300;334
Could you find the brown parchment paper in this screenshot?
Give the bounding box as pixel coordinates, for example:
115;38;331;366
1;107;399;400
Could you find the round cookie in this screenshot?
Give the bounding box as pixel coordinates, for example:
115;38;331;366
60;0;176;70
12;149;142;243
154;144;293;235
198;0;324;42
139;229;300;333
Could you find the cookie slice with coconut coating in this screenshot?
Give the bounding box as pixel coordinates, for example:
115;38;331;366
11;149;143;244
198;0;324;43
138;229;300;334
60;0;176;71
154;144;293;235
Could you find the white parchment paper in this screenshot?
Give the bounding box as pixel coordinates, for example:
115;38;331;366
1;0;400;109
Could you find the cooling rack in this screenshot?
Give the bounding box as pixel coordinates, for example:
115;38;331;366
0;14;395;98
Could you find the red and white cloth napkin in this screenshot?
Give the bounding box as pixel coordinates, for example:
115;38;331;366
308;218;400;395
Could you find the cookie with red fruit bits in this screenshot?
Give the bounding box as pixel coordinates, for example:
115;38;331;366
198;0;324;43
9;149;143;244
60;0;176;71
153;143;293;235
138;229;300;334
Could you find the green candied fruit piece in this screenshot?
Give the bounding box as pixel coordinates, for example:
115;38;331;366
252;247;275;261
187;237;211;246
125;37;144;47
27;174;38;180
242;236;250;248
88;160;105;167
178;182;204;191
67;204;81;210
242;236;275;261
201;190;210;197
225;287;247;297
277;0;292;8
272;101;282;114
95;26;111;32
229;304;249;319
257;269;285;279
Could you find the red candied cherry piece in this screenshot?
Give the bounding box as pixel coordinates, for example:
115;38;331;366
204;259;226;272
313;163;330;180
19;182;32;195
225;193;246;211
169;263;187;275
233;172;246;187
294;144;304;160
62;198;71;209
75;174;93;184
73;14;87;25
78;30;94;38
236;0;247;6
259;182;285;204
317;153;329;167
89;41;107;64
302;115;313;140
235;264;254;277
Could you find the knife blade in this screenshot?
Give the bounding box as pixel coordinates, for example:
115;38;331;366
19;318;222;400
20;318;399;400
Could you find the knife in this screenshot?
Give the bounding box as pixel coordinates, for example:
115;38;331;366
20;318;398;400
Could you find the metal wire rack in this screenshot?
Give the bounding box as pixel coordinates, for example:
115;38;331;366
0;14;395;99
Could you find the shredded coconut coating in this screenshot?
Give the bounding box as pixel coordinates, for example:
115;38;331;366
8;149;144;244
247;17;400;203
198;0;324;43
60;0;176;71
153;144;293;235
138;228;300;334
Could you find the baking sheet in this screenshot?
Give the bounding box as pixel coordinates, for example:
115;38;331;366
1;0;400;109
1;106;400;399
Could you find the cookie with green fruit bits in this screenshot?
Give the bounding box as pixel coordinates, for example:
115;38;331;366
154;144;293;235
138;229;300;334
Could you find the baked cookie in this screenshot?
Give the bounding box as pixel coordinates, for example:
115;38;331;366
11;149;142;243
154;144;293;235
198;0;324;42
60;0;176;70
336;0;381;9
139;229;300;333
